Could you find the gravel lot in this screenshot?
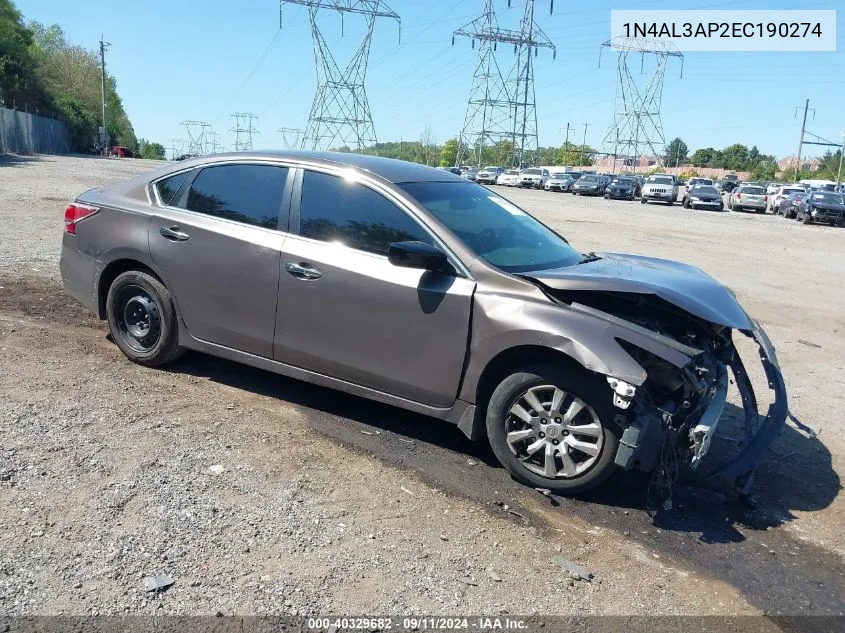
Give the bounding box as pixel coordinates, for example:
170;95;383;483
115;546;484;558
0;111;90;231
0;155;843;617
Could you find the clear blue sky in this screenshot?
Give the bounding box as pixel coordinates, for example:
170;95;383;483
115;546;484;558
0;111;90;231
16;0;845;158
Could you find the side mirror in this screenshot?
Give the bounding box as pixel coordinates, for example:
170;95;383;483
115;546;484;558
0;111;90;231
388;241;447;272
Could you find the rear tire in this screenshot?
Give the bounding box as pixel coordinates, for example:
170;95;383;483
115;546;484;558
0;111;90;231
485;365;620;495
640;197;647;204
106;270;184;367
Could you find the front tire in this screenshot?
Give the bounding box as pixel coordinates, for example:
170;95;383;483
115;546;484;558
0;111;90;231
486;366;620;494
106;270;183;367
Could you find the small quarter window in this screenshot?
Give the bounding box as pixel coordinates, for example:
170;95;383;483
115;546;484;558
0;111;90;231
155;171;191;206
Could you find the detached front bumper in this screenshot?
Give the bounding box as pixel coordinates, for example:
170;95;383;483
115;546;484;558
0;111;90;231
710;321;789;493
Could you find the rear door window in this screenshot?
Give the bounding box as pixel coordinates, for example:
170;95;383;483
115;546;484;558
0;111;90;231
185;164;288;230
298;170;432;255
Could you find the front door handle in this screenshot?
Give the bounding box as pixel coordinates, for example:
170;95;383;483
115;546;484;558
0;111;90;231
160;225;190;241
285;262;322;280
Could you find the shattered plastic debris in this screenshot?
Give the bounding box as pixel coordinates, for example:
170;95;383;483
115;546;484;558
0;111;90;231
142;574;175;592
551;557;594;582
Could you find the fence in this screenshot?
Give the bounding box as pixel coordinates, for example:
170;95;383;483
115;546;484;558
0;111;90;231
0;106;71;155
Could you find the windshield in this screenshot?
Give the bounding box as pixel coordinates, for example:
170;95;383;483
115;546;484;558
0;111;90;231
648;176;673;184
811;192;844;204
523;168;541;175
400;182;582;273
693;186;719;195
611;178;632;185
483;166;500;171
579;175;598;182
505;170;520;175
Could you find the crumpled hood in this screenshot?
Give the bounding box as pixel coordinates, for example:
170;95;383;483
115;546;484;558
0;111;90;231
527;253;752;330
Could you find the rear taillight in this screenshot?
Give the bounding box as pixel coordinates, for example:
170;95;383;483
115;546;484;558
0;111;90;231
64;204;98;234
736;193;742;199
764;195;768;202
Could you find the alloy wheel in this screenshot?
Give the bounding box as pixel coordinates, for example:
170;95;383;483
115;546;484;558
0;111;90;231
504;385;604;479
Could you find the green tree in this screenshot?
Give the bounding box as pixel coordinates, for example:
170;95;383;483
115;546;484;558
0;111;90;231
138;138;165;160
751;160;777;181
721;143;750;170
0;0;48;108
27;17;137;151
555;142;594;167
439;138;459;167
664;137;688;167
690;147;717;167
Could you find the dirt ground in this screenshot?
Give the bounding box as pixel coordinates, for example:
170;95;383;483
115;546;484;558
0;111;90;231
0;155;842;618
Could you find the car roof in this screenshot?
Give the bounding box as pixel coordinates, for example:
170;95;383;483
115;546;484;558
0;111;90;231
157;150;466;184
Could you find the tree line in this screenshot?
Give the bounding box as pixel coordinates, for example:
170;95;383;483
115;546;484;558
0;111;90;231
0;0;161;158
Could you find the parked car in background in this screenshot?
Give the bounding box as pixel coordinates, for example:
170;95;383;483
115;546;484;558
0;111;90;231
572;174;605;196
476;166;504;185
719;174;740;192
729;185;767;213
545;172;576;192
110;146;135;158
765;183;783;196
438;166;462;175
496;169;521;187
604;177;638;200
685;177;713;196
682;185;724;211
777;191;805;218
769;185;805;212
58;150;788;496
795;191;845;225
519;167;549;189
463;168;479;182
640;175;678;205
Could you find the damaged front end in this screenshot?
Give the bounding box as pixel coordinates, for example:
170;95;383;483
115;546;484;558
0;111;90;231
553;291;789;495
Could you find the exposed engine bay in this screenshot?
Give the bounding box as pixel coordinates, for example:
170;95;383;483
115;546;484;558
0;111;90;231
541;288;790;497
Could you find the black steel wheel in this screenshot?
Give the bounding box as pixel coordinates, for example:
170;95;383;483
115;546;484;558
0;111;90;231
106;270;184;367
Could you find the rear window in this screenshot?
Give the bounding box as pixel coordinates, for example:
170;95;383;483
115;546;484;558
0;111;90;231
811;192;844;204
185;164;288;229
693;186;719;195
742;187;765;195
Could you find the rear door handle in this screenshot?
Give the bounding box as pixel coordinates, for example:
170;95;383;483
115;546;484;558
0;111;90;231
160;225;190;241
285;262;322;280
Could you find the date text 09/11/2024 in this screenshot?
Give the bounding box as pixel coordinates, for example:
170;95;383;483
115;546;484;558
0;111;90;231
622;21;823;39
307;617;528;630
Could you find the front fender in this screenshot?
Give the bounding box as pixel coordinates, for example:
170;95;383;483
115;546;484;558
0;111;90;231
459;292;699;404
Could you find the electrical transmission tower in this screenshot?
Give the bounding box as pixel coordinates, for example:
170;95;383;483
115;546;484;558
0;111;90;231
231;113;259;151
168;138;186;160
280;1;400;153
277;127;304;149
454;0;555;168
181;121;212;155
599;37;683;171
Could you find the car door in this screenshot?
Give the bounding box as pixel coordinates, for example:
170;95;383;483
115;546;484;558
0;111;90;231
273;168;475;408
149;162;294;358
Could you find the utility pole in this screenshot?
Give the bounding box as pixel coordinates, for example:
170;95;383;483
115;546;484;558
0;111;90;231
837;132;845;188
580;123;590;168
793;99;813;182
99;36;111;155
559;123;571;165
